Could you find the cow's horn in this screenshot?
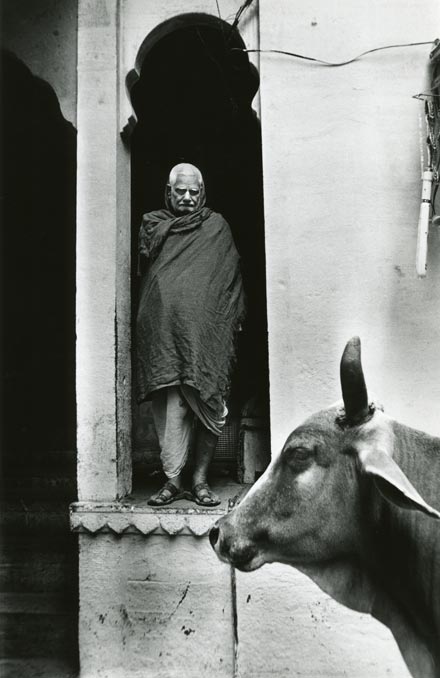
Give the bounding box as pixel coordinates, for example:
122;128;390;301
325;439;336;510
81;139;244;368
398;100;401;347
340;337;370;424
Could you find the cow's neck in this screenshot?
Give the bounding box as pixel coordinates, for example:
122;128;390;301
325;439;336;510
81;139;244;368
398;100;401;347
365;422;440;676
374;422;440;636
300;422;440;678
298;555;438;678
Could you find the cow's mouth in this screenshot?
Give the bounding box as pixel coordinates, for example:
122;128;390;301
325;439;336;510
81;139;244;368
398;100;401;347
231;555;264;572
209;524;264;571
216;549;264;572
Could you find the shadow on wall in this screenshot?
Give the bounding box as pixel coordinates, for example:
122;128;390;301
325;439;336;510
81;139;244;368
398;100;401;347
127;14;270;467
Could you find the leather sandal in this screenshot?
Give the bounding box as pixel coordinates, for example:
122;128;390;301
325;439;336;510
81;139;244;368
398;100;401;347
192;482;221;507
148;481;186;506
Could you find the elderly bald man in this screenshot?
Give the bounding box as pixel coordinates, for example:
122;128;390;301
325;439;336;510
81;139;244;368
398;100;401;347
137;163;245;506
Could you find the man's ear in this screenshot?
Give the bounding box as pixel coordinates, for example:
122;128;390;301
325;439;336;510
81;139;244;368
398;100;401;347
357;447;440;519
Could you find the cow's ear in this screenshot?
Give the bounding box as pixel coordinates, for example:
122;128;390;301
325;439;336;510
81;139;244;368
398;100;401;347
340;337;371;425
358;448;440;519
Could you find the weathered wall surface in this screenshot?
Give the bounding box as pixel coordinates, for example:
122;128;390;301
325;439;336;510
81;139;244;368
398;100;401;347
76;0;132;501
1;0;78;124
253;0;439;676
78;533;234;678
259;0;440;453
236;565;409;678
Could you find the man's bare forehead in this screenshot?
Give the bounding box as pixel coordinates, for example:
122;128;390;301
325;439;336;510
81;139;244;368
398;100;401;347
172;173;201;188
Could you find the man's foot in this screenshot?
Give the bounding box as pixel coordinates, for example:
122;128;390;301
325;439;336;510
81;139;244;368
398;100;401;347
148;481;186;506
192;482;221;507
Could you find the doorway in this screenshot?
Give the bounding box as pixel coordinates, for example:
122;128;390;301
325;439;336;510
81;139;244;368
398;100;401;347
0;49;78;674
128;13;269;483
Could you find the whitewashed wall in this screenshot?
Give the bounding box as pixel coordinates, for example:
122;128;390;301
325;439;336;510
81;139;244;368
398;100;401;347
251;1;439;676
259;0;440;455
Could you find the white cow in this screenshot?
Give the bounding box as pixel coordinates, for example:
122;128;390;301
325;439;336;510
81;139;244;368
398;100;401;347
210;337;440;678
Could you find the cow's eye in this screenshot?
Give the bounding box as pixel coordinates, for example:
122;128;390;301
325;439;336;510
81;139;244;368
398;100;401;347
293;447;311;460
284;446;313;465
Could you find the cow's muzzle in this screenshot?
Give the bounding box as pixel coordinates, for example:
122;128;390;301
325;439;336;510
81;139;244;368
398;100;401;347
209;517;262;572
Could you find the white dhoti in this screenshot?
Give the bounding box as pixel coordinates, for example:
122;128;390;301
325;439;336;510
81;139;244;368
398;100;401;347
151;385;227;479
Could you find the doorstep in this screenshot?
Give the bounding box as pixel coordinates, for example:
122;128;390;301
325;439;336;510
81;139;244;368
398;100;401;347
70;477;249;537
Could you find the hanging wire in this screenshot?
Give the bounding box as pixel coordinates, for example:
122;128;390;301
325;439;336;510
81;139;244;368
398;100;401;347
232;40;435;67
217;0;434;68
230;0;256;33
218;0;440;218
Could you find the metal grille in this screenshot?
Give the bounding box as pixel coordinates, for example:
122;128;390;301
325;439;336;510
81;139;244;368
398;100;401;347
214;418;240;460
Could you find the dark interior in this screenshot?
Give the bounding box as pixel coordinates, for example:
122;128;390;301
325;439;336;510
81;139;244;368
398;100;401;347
0;49;78;671
1;50;77;457
128;13;270;473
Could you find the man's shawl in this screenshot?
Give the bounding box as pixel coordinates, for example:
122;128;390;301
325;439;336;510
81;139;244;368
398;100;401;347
136;208;245;418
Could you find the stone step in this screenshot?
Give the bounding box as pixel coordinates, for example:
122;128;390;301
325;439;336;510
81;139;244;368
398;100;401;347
1;449;76;501
0;540;77;593
0;503;78;666
1;450;76;473
0;658;78;678
0;501;71;535
1;476;76;501
0;592;72;615
0;592;77;659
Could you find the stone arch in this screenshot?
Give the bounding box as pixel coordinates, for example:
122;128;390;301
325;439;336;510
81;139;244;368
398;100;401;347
125;12;261;216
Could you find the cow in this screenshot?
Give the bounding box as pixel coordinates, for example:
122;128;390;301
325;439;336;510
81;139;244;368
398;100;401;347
210;337;440;678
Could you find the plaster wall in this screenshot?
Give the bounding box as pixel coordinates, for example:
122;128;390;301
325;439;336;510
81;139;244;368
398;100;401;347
259;0;440;453
1;0;78;125
236;565;409;678
76;0;131;500
248;0;439;675
78;533;234;678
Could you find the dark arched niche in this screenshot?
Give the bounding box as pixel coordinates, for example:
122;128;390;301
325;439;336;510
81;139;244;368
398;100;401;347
127;14;269;471
0;48;78;670
1;50;77;456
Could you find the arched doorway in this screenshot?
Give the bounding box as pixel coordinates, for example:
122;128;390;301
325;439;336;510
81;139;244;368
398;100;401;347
0;49;78;673
1;49;77;455
127;13;269;482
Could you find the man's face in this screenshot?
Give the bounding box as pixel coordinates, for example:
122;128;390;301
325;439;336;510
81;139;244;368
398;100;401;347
168;172;202;214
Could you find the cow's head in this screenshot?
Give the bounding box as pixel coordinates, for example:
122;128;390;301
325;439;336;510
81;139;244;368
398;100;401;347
210;337;440;572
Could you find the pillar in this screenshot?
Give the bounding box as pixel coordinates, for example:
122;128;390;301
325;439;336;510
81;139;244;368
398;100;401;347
76;0;131;501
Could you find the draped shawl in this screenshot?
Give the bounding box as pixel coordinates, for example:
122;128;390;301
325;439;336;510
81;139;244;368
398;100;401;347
136;208;245;417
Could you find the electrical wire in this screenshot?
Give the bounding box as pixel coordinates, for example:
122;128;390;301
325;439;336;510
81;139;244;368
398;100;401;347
232;40;435;67
219;1;440;228
230;0;256;33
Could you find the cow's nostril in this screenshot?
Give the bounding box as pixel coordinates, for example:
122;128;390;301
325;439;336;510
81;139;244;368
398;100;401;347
209;525;219;549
